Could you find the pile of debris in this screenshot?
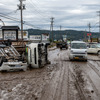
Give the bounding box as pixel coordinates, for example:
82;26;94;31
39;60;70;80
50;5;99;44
0;44;27;72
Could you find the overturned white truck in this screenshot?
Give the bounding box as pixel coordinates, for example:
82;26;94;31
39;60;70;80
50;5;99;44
27;43;50;68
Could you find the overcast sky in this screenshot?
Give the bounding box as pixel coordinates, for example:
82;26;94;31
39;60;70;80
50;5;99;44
0;0;100;32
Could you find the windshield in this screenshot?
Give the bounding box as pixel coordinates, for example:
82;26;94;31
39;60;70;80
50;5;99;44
71;43;87;49
96;44;100;48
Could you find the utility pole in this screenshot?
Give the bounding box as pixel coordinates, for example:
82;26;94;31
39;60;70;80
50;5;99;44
60;25;62;31
84;29;87;42
97;11;100;34
18;0;26;41
60;25;62;40
50;17;54;42
88;23;91;32
88;23;91;42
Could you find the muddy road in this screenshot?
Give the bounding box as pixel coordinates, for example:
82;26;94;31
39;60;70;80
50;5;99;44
0;48;100;100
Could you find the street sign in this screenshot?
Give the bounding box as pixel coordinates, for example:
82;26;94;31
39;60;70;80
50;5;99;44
87;33;91;36
4;31;16;40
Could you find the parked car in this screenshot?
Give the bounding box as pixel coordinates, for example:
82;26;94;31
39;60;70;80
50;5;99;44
69;41;87;61
60;42;68;50
87;43;100;55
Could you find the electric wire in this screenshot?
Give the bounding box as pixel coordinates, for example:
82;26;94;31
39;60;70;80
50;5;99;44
0;13;47;30
27;0;50;22
29;0;50;18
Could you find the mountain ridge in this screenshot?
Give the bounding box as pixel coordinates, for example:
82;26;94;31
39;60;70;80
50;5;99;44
27;29;100;40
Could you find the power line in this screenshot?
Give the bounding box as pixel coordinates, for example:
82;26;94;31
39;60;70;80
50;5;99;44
29;0;50;18
0;14;20;22
97;10;100;34
0;13;44;30
91;22;99;32
26;2;49;22
5;10;18;15
0;12;20;21
24;22;43;29
27;0;50;21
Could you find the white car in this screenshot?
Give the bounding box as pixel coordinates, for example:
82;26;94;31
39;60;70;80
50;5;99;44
69;41;87;61
0;62;27;72
87;43;100;55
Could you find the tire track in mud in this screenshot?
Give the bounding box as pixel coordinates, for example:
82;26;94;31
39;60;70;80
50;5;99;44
95;61;100;68
53;61;68;100
70;61;100;100
40;49;69;100
39;61;63;100
87;61;100;99
88;61;100;78
69;62;87;100
88;63;100;78
84;73;100;99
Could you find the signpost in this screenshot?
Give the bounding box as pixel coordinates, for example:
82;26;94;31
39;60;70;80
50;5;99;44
87;33;91;42
42;33;49;41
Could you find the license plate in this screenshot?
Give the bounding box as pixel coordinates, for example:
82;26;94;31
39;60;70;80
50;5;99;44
74;57;79;59
15;65;21;67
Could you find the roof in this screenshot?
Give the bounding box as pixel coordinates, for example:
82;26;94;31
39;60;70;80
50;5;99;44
1;26;20;30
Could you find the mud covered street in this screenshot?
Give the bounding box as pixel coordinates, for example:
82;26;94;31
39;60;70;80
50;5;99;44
0;48;100;100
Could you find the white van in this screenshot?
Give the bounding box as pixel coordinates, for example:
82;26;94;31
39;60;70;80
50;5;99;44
69;41;87;61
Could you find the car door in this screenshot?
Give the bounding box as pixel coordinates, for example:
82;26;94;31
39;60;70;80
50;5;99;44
89;44;97;53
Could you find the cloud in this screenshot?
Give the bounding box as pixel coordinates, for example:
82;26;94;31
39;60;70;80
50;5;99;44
0;0;99;32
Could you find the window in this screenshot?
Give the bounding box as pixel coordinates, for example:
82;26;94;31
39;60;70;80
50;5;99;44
91;45;97;48
71;43;87;49
34;48;37;64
